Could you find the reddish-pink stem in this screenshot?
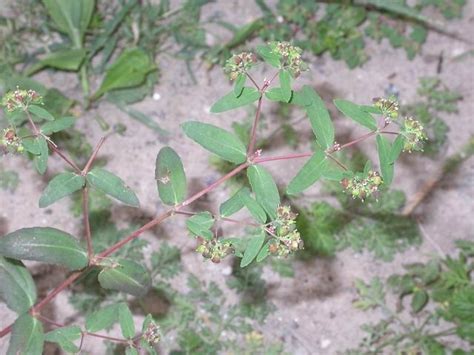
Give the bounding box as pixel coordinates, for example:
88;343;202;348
246;73;260;90
175;210;259;227
82;136;108;174
247;96;264;156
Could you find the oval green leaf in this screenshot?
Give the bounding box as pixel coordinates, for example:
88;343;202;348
247;165;280;220
7;314;44;355
279;70;292;102
44;325;81;354
118;303;135;339
219;188;246;217
85;303;120;332
0;227;88;270
34;135;49;175
256;240;271;262
234;73;246;97
39;172;86;208
182;121;247;164
256;44;280;68
87;167;139;207
287;150;328;195
28;105;54;121
376;134;394;186
40;116;75;135
210;87;260;113
155;147;187;205
0;257;37;314
186;211;214;240
239;191;267;224
334;99;377;130
240;233;265;267
302;86;334;149
98;258;151;297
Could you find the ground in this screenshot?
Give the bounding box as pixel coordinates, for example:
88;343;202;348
0;1;473;354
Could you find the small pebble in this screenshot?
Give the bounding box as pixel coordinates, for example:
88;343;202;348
153;92;161;101
221;266;232;276
321;339;331;349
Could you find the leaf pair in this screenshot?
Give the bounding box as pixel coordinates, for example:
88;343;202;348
39;168;139;208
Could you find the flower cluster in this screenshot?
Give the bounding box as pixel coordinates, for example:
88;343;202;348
143;320;161;345
196;238;233;263
401;117;427;152
268;41;307;77
224;52;257;80
373;97;399;121
1;88;42;112
267;205;304;257
0;128;23;154
341;170;383;201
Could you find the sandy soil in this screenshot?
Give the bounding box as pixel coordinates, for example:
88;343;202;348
0;1;473;354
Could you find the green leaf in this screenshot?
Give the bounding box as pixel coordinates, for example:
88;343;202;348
240;233;265;267
247;165;280;219
92;49;155;100
34;135;49;175
7;314;44;355
44;325;81;353
42;0;94;44
39;172;85;208
411;289;429;313
86;167;139;207
27;49;86;75
376;135;394;186
155;147;187;205
256;241;270;262
256;44;280;67
239;190;267;223
265;88;290;103
300;86;334;149
98;259;151;297
126;347;139;355
40;117;75;135
186;212;214;240
219;188;246;217
287;150;328;195
182;121;247;164
210;87;260;113
0;257;37;313
118;303;135;339
28;105;54;121
85;303;120;332
279;70;292;102
0;227;88;270
334;99;377;130
391;134;405;161
22;137;41;155
234;73;246;97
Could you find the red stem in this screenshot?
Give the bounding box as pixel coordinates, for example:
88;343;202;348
48;143;82;173
82;136;108;174
246;73;260;90
247;96;264;156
